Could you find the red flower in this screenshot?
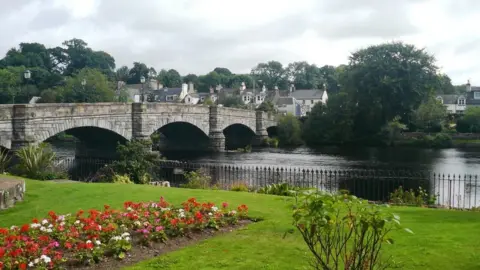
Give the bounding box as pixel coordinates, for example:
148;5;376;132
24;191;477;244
170;218;179;226
20;224;29;233
195;211;203;220
65;242;73;249
32;218;39;223
19;262;27;270
0;247;5;258
222;202;228;208
104;204;110;210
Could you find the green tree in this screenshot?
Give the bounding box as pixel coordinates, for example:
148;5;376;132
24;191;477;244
61;38;116;76
157;69;182;87
222;96;246;108
457;107;480;133
128;62;150;84
287;61;323;89
183;73;198;85
381;116;408;146
60;68;115;103
197;71;222;92
256;101;276;114
115;66;130;82
277;114;303;146
0;68;19;103
251;61;288;90
227;74;253;89
412;98;447;131
302;93;355;146
213;67;232;76
345;42;439;138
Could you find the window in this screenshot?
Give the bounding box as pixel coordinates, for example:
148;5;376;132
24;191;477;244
243;96;247;101
458;98;465;105
303;100;305;105
475;92;480;99
200;97;205;101
311;100;314;104
436;96;443;104
257;96;261;101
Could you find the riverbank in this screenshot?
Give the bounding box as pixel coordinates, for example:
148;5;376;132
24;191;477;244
2;176;480;269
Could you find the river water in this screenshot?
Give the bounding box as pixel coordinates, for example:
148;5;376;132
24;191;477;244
51;141;480;175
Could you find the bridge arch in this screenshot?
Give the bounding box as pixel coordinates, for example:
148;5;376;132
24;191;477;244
151;121;210;151
266;125;278;137
34;118;131;144
147;118;209;138
223;123;256;150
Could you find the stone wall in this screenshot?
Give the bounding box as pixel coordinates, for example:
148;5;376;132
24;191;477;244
0;179;25;210
0;105;13;148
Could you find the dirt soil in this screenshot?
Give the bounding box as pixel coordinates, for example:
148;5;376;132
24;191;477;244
71;220;252;269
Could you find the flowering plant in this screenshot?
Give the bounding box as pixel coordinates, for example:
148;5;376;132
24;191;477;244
0;197;248;269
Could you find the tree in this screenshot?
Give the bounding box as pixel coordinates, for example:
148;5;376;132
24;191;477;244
319;65;341;94
277;114;303;146
287;61;323;89
59;68;115;103
213;67;232;76
302;93;355;146
61;38;116;76
228;74;253;89
115;66;130;82
128;62;150;84
436;74;455;94
0;68;19;103
197;71;221;92
251;61;288;90
345;42;439;138
457;107;480;133
183;73;198;84
157;69;182;87
412;98;447;131
381;116;408;146
223;96;246;109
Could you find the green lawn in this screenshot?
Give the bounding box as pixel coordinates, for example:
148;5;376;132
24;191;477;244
1;178;480;270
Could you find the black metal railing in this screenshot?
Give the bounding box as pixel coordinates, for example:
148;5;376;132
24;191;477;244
53;157;480;209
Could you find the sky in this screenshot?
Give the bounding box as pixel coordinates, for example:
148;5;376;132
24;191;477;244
0;0;479;85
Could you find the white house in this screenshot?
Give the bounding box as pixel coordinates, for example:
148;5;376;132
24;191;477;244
289;85;328;116
437;80;480;114
276;96;300;116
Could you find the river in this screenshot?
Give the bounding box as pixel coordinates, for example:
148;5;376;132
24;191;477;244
51;141;480;175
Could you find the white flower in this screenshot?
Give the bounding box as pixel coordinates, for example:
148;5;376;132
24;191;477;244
48;224;53;228
151;203;158;208
178;209;184;213
28;262;34;267
41;219;48;225
34;258;39;264
211;206;218;212
40;226;46;232
40;255;51;263
125;236;131;242
98;225;102;231
75;220;80;224
95;240;101;245
160;207;170;212
179;212;185;218
86;240;92;244
30;223;41;229
208;213;213;216
46;228;53;233
111;236;121;241
127;207;133;211
121;232;130;238
57;215;65;221
230;210;237;215
10;225;17;230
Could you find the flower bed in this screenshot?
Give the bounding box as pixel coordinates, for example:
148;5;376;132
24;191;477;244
0;197;249;269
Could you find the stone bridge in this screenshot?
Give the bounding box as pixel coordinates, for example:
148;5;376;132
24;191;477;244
0;103;277;153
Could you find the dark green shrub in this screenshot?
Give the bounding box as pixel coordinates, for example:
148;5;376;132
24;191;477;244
180;169;212;189
289;190;412;269
229;182;249;192
257;183;298;196
389;186;437;206
14;143;65;180
0;149;10;173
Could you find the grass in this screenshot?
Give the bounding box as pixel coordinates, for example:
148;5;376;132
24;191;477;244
1;177;480;270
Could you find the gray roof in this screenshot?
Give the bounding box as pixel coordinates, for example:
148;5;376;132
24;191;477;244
466;90;480;105
290;89;325;100
437;94;460;104
276;97;294;105
438;89;480;105
151;88;182;102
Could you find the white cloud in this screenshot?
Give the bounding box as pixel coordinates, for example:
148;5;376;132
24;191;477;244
0;0;478;85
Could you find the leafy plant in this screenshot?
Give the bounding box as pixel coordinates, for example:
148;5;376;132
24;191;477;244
0;148;10;173
14;143;60;180
110;139;163;184
181;169;212;189
288;190;412;270
389;186;437;206
229;182;249;192
258;183;298;196
263;137;279;148
111;174;133;184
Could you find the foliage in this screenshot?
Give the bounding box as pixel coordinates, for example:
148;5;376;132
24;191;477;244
406;133;453;148
111;174;134;184
251;61;288;90
456;107;480;133
222;96;246;109
157;68;182;87
413;98;447;132
181;169;212;189
256;101;277;114
203;97;214;106
381;116;408;146
345;42;440;139
0;197;248;269
229;182;250;192
389;186;437;206
0;149;10;173
289;190;412;269
257;183;297;196
277;113;303;146
57;68;115;103
303;93;355;146
263;137;279;148
13;143;63;180
110;140;163;184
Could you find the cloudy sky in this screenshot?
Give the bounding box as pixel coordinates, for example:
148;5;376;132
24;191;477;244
0;0;478;84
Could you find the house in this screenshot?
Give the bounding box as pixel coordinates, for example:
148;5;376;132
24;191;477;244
151;83;190;103
276;96;301;116
121;79;162;102
437;80;480;114
288;84;328;116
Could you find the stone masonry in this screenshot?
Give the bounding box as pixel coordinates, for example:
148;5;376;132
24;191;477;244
0;103;277;152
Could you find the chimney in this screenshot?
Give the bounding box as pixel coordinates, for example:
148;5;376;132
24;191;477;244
182;83;188;93
289;84;295;93
262;85;267;92
149;79;158;90
209;86;214;94
240;82;246;91
188;82;194;93
467;79;472;92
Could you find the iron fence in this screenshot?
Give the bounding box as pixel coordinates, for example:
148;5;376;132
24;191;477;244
54;157;480;209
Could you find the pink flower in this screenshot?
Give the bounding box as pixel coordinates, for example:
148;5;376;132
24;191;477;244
222;202;228;208
155;226;164;232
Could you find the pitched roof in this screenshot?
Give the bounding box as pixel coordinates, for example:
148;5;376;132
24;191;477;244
437;94;460;104
290;89;325;100
466;90;480;105
277;97;295;105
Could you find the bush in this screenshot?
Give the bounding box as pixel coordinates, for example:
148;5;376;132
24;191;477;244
229;182;249;192
263;137;279;148
111;174;133;184
389;186;437;206
408;133;452;148
14;143;63;180
258;183;297;196
110;139;163;184
181;169;212;189
0;149;10;173
289;190;412;269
